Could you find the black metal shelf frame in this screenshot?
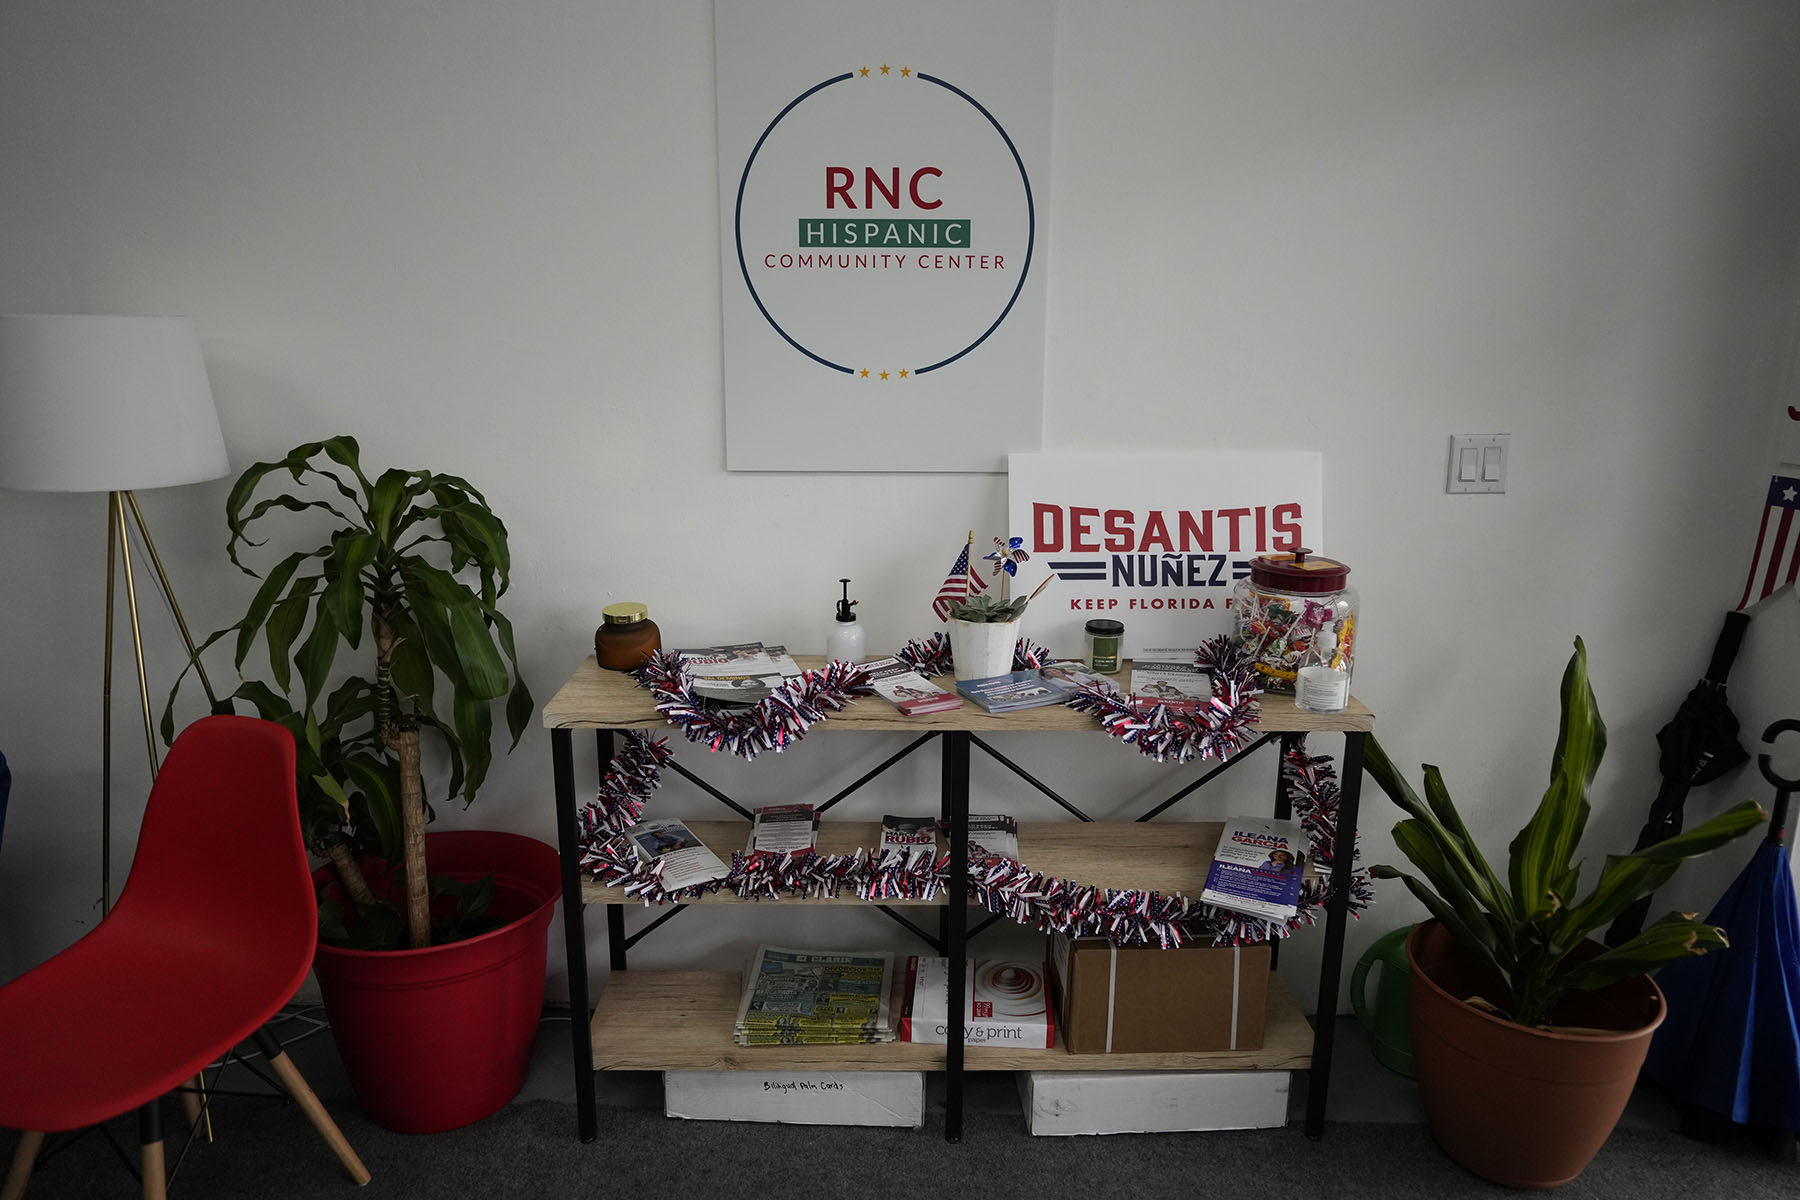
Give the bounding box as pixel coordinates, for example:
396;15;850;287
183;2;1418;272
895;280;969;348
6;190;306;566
550;723;1367;1144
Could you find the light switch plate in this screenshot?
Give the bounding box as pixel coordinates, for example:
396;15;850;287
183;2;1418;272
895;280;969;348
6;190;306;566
1447;434;1509;494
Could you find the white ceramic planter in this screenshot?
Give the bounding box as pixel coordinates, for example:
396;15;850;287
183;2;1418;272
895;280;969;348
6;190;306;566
947;618;1020;682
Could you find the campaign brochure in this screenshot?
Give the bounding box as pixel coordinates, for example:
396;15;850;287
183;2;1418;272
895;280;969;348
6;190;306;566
961;814;1021;866
862;656;963;715
1199;815;1307;922
1128;648;1211;712
879;814;939;868
1037;660;1121;697
900;956;1056;1048
746;803;820;858
954;669;1066;713
674;642;801;705
622;818;729;891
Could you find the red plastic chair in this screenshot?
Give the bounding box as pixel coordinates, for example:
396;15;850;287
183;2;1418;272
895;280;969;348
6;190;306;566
0;715;370;1198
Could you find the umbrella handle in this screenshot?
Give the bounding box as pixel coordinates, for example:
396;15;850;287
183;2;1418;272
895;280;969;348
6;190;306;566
1761;719;1800;791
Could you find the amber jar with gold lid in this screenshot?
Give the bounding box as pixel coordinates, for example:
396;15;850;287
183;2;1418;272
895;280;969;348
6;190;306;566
594;602;661;671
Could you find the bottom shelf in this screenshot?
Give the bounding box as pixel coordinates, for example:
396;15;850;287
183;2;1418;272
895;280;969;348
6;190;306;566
589;969;1313;1073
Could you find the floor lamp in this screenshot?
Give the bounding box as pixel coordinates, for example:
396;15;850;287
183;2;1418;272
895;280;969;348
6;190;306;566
0;314;230;912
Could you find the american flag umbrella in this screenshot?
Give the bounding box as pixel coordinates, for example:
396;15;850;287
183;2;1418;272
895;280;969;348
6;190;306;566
1642;720;1800;1141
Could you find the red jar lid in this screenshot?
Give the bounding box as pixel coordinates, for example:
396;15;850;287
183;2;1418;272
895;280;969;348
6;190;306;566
1248;548;1350;593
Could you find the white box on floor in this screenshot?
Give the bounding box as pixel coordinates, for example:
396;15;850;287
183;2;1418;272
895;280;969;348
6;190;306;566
664;1071;924;1127
1018;1070;1290;1135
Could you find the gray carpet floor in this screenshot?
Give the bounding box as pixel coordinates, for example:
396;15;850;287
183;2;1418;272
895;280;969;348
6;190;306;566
4;1012;1797;1199
7;1099;1800;1200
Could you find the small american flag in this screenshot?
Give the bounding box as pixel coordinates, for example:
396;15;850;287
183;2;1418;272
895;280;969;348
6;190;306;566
1737;474;1800;609
933;541;988;620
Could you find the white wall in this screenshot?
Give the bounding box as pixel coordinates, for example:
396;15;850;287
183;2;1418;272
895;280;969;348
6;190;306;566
3;1;1797;1013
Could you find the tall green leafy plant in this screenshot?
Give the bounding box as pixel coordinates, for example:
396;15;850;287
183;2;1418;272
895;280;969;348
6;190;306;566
166;436;532;950
1363;638;1763;1029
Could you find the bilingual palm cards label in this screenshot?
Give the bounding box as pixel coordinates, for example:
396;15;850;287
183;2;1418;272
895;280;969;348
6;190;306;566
1199;816;1306;922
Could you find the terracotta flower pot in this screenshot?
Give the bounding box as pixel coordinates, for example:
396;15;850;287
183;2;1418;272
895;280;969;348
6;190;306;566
1405;920;1665;1189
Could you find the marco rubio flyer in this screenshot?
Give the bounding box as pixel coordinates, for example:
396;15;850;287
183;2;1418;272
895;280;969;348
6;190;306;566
1007;452;1324;658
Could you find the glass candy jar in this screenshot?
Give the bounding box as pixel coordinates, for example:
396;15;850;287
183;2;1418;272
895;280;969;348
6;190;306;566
1233;550;1357;710
594;602;661;672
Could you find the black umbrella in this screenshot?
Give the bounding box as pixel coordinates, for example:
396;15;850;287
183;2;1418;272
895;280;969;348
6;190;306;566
1606;611;1753;947
1641;719;1800;1148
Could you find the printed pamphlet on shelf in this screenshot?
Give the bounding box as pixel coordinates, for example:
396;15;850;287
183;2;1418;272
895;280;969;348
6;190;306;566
954;669;1066;713
1036;660;1120;697
960;814;1020;866
1128;648;1211;712
1199;815;1307;922
674;642;801;705
746;803;819;858
900;956;1056;1047
622;817;728;891
862;656;963;715
879;814;939;868
733;945;897;1045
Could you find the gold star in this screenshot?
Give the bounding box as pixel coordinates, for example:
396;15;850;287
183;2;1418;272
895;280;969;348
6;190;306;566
901;67;911;78
859;368;870;378
899;369;910;378
880;64;890;75
859;66;869;78
879;370;890;380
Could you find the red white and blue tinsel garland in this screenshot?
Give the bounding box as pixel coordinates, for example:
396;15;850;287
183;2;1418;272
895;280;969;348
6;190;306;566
576;739;1371;947
632;651;875;761
574;635;1370;946
1059;636;1263;764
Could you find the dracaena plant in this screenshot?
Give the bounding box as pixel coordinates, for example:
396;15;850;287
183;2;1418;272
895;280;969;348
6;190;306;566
164;436;532;951
1362;637;1763;1029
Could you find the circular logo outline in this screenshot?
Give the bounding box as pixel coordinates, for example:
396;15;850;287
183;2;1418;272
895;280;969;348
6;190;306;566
734;71;1036;377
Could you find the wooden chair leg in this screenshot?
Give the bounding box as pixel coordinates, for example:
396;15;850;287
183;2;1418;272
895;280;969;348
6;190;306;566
138;1102;166;1200
1;1130;44;1200
253;1028;371;1186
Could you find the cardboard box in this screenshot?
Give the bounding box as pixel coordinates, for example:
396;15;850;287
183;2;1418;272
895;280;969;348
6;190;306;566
1018;1070;1290;1135
1049;933;1269;1053
663;1071;924;1127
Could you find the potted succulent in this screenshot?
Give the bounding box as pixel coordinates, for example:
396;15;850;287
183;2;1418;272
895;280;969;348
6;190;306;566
166;436;557;1133
946;535;1041;680
1362;637;1764;1189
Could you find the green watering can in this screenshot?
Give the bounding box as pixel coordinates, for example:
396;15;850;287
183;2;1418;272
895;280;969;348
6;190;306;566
1349;924;1416;1077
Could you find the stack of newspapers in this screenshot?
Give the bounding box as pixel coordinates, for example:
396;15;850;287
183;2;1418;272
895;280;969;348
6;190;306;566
733;945;898;1046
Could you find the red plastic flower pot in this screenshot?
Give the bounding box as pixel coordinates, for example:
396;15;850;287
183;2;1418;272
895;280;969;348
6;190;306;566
310;830;562;1133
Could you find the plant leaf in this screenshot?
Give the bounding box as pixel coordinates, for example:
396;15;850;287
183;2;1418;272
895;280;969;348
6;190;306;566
1509;639;1606;921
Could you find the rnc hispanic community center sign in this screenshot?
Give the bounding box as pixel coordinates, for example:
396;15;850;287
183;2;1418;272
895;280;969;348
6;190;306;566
715;0;1052;472
1009;452;1326;657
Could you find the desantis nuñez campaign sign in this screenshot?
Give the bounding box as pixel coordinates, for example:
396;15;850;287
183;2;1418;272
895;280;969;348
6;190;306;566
1008;452;1326;657
716;0;1051;472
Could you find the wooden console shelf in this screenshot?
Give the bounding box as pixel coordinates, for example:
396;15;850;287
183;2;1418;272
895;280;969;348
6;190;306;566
589;969;1313;1074
545;654;1374;1143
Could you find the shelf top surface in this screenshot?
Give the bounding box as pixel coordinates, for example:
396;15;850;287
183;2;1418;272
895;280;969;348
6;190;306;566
542;655;1373;733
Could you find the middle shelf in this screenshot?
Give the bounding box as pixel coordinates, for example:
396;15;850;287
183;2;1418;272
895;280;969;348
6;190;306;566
579;819;1234;907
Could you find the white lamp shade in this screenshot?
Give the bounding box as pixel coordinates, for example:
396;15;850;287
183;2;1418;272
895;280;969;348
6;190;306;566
0;314;229;492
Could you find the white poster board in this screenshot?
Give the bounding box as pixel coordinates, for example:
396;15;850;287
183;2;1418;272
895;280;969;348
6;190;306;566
715;0;1052;472
1008;452;1326;657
